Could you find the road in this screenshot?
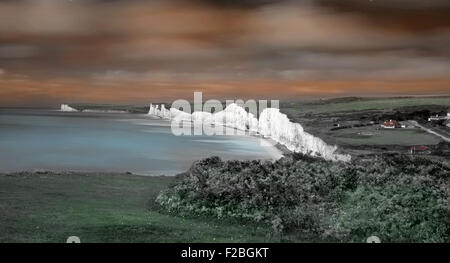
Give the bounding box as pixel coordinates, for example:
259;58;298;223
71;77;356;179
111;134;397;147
409;120;450;143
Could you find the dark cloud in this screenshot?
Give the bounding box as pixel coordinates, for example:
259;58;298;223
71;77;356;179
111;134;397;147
317;0;450;33
0;0;449;106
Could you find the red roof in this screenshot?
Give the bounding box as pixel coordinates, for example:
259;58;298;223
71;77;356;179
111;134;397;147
382;120;399;126
411;146;429;151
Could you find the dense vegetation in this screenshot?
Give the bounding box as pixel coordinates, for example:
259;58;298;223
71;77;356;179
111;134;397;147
156;154;450;242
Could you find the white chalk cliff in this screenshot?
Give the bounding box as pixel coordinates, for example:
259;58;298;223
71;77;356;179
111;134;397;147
149;103;351;162
60;104;78;112
148;104;171;119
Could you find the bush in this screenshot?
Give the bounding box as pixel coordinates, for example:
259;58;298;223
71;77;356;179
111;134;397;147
156;154;450;242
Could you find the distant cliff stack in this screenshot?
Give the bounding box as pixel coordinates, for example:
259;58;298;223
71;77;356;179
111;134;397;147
60;104;79;112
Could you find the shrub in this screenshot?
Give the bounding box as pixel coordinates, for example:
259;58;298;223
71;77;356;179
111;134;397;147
156;154;450;242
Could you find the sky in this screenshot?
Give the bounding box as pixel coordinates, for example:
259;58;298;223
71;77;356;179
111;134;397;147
0;0;449;107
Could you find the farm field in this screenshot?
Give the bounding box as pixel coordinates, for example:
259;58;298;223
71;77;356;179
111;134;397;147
280;96;450;157
332;127;441;146
281;97;450;114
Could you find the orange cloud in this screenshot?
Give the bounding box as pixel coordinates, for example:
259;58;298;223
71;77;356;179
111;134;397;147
0;0;449;106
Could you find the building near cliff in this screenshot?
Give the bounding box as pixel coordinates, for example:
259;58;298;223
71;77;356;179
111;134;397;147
381;120;400;129
410;145;431;155
428;114;447;122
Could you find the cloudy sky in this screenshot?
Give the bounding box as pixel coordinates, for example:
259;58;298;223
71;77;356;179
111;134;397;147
0;0;449;106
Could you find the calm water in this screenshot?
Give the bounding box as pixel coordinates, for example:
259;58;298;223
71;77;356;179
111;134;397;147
0;109;280;175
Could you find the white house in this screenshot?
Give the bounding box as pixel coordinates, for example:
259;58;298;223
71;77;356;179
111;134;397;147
428;114;447;121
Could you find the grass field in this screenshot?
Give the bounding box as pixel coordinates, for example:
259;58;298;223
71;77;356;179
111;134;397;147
70;97;450;115
282;97;450;114
0;172;276;243
279;97;450;151
332;127;442;146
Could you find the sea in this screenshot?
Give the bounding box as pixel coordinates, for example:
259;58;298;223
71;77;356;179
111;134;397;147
0;109;281;175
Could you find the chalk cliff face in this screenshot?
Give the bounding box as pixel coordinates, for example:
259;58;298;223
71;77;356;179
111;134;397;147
258;108;351;162
60;104;78;112
148;104;171;119
149;103;351;162
170;107;191;121
213;103;258;132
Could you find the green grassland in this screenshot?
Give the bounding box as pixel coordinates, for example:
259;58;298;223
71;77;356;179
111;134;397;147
281;96;450;114
70;96;450;115
280;96;450;151
332;127;442;146
0;172;275;243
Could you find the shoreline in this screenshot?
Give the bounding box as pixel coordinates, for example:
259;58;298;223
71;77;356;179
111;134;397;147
250;134;288;159
158;117;287;161
0;170;162;179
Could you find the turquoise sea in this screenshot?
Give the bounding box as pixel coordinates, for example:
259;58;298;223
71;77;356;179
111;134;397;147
0;109;279;175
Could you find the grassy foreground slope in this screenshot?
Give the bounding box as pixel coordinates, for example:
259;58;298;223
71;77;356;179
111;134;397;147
2;156;449;243
0;173;274;243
